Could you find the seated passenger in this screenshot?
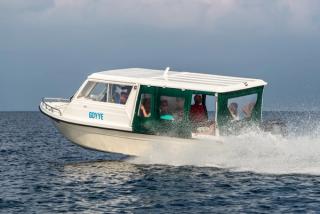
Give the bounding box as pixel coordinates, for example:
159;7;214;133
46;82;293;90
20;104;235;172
119;92;129;104
173;97;185;121
111;85;122;103
190;95;207;124
160;100;174;121
242;102;256;119
228;102;239;121
140;97;151;118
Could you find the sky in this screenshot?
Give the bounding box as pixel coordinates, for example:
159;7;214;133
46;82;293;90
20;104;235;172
1;0;320;111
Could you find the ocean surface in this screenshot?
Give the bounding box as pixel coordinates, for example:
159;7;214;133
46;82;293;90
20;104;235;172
1;111;320;213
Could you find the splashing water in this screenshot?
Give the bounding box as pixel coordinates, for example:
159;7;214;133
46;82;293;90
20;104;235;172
130;112;320;175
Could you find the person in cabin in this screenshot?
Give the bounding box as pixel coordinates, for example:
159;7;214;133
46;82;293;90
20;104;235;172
119;92;129;104
140;97;151;118
242;102;256;119
173;97;185;121
109;85;121;103
228;102;239;121
160;99;174;120
190;95;208;124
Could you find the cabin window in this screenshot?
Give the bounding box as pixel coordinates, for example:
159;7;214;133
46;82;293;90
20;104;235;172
138;93;152;118
227;93;257;121
159;96;185;121
190;94;216;135
78;81;132;104
77;81;96;98
85;82;108;102
108;84;132;105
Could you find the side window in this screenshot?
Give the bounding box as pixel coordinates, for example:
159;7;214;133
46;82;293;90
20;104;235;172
190;94;216;135
86;82;108;102
227;94;257;121
190;94;216;122
108;84;132;105
138;94;152;118
159;96;185;121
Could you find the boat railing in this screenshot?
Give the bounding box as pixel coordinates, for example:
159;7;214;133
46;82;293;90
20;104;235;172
41;97;70;116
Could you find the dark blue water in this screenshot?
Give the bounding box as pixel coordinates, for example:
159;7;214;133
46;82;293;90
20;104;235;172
1;112;320;213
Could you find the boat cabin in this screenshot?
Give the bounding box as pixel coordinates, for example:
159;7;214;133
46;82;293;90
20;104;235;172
68;68;267;137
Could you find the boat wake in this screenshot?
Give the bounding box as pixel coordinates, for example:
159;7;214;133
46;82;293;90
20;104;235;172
129;124;320;175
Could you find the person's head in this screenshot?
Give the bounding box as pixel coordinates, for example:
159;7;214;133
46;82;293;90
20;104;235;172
160;100;169;114
194;95;202;105
120;92;128;104
228;102;238;115
176;97;184;110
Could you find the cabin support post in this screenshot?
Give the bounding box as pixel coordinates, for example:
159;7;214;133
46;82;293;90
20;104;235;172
215;92;219;136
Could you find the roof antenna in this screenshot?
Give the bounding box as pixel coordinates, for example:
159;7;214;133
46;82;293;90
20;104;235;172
164;67;170;81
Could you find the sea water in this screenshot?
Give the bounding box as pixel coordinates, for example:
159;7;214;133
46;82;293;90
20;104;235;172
1;111;320;213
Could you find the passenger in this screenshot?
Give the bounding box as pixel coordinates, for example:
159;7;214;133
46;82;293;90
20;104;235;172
173;97;184;121
242;102;256;119
111;85;121;103
228;102;239;121
119;92;129;104
160;100;174;121
190;95;207;124
140;97;151;118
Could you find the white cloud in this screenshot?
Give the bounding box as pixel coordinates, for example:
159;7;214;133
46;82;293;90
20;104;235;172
1;1;320;110
36;0;238;29
1;0;320;33
277;0;320;32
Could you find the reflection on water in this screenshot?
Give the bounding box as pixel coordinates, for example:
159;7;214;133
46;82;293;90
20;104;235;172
61;161;142;212
63;160;140;183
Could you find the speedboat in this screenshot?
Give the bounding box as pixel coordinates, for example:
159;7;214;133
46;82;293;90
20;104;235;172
40;68;269;156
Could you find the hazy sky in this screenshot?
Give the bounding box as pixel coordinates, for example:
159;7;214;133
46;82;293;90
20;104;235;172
1;0;320;111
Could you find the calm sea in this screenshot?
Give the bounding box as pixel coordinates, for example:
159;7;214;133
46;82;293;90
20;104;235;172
1;111;320;213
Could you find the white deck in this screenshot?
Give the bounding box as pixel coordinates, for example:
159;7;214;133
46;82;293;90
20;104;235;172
89;68;267;93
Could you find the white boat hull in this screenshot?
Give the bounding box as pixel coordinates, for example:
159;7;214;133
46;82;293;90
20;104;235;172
40;101;223;156
52;119;196;156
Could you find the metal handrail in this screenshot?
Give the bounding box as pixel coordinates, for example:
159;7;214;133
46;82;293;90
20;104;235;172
41;97;70;116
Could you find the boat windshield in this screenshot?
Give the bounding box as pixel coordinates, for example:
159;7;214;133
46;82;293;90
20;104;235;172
77;81;132;105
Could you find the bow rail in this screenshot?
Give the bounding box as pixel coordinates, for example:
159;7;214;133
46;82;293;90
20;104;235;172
41;97;70;116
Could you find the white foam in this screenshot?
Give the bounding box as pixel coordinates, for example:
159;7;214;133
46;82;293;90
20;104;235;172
129;130;320;175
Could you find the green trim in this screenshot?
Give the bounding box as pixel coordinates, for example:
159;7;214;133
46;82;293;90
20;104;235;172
132;85;157;134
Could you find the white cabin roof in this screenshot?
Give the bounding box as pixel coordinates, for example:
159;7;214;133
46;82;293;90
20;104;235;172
88;68;267;93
